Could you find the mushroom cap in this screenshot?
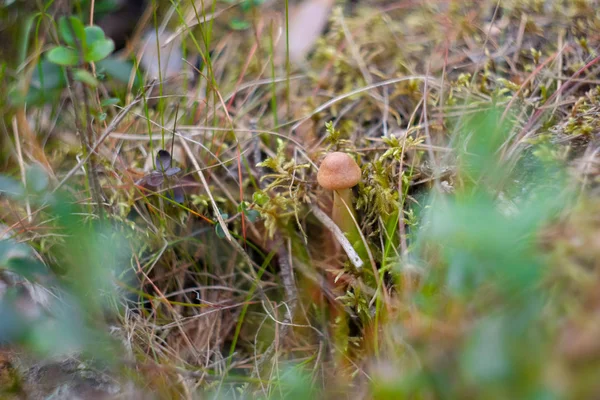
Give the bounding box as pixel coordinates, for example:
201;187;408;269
317;152;361;190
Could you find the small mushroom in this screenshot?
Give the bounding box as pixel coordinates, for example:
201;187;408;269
317;152;362;234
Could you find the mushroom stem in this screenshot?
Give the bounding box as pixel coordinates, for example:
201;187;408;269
332;188;357;237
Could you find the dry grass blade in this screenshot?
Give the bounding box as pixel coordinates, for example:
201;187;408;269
290;76;438;132
279;0;335;64
179;135;233;242
310;205;363;270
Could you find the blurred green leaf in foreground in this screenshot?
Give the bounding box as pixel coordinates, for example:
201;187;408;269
389;107;572;399
0;166;133;362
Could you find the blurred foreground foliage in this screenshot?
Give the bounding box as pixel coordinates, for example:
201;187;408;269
0;166;132;362
385;108;572;399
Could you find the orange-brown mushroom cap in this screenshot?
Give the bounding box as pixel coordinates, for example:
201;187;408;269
317;152;361;190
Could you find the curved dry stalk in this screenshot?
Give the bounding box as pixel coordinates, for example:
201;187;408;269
310;205;363;270
179;137;232;242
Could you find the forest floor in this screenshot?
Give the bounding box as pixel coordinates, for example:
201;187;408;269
2;0;600;399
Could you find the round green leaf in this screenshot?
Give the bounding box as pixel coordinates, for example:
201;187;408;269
73;68;99;87
47;46;79;66
58;16;85;47
229;18;250;31
253;191;269;206
100;97;120;107
84;26;106;47
245;209;260;223
85;39;114;62
215;224;226;239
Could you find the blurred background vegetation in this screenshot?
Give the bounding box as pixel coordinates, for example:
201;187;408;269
2;0;600;399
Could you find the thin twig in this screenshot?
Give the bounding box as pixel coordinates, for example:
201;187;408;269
180;136;233;242
310;205;363;270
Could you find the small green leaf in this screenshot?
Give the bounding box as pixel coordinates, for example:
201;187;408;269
85;39;114;62
58;16;85;47
214;211;229;239
237;202;248;212
101;97;120;107
245;209;260;223
238;202;260;222
215;224;226;239
84;26;106;47
47;46;79;66
253;191;269;206
73;68;98;87
26;165;49;193
229;18;250;31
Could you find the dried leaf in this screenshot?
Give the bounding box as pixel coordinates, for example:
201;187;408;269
279;0;334;64
139;30;183;81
